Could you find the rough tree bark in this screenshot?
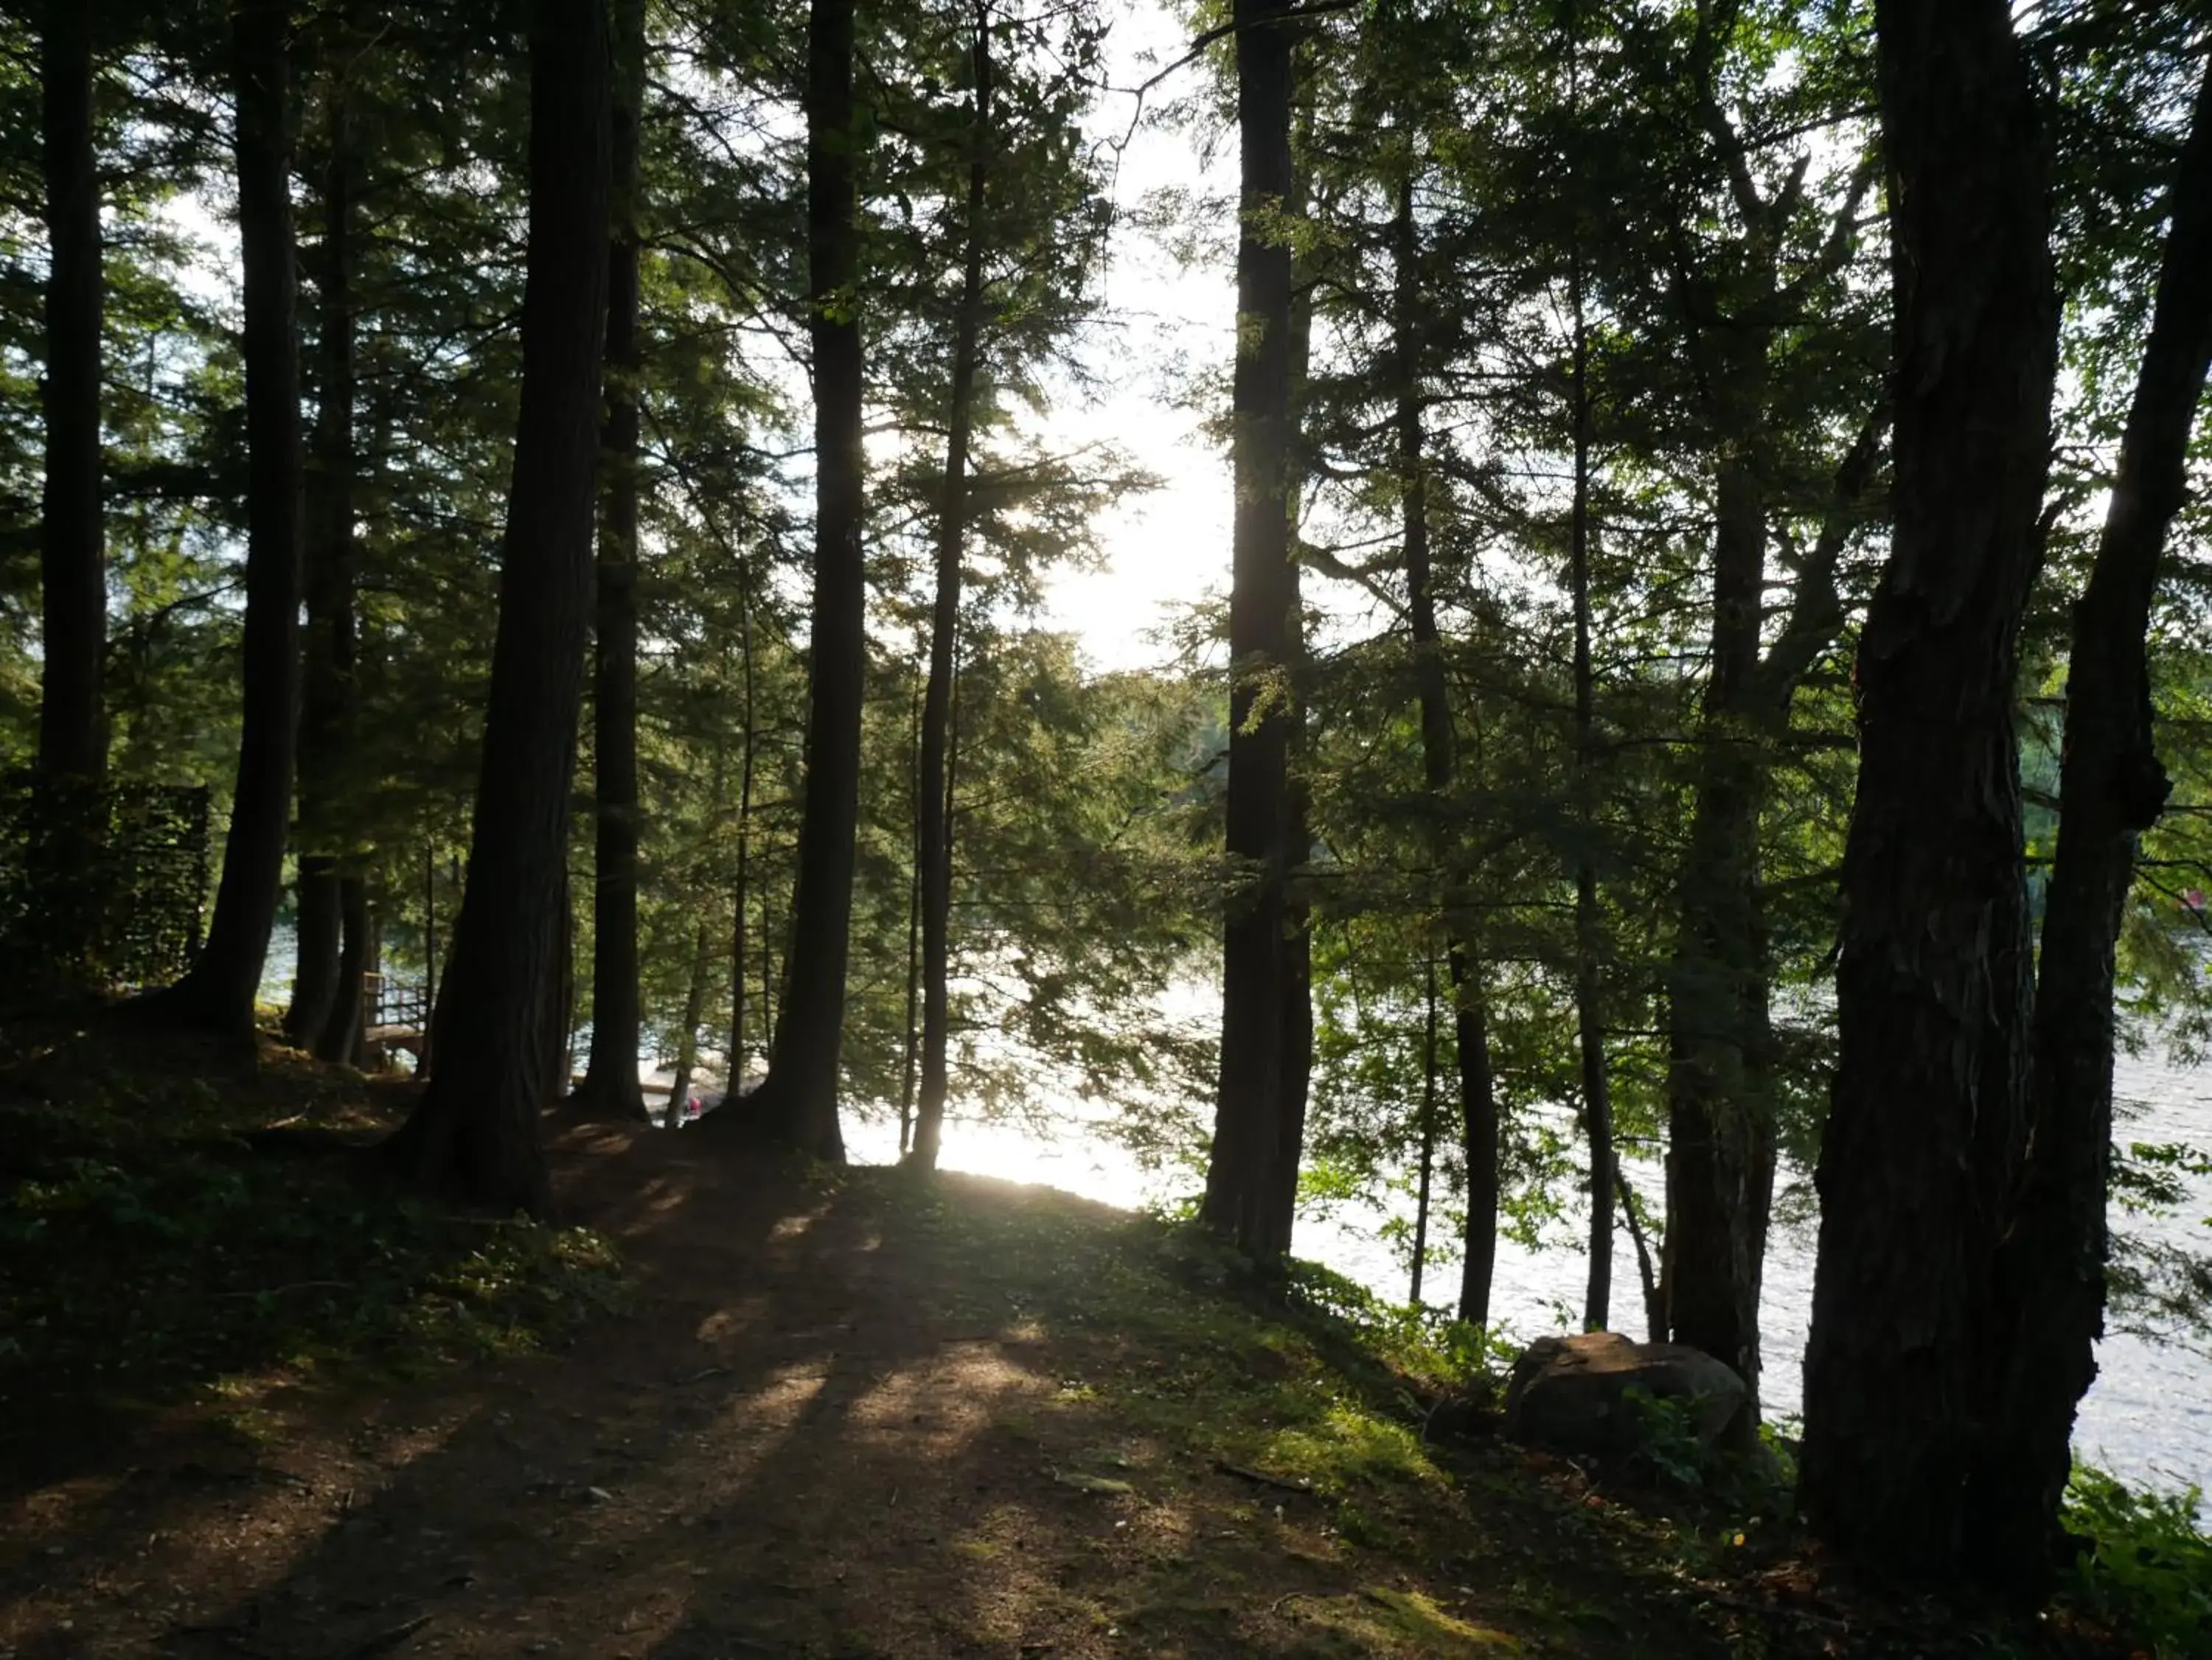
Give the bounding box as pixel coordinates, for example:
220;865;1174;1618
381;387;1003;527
910;2;992;1173
1799;0;2057;1578
290;25;362;1051
730;0;864;1162
1201;0;1298;1260
1393;172;1501;1329
37;0;105;790
573;0;650;1123
383;0;613;1216
140;0;305;1039
1968;53;2212;1600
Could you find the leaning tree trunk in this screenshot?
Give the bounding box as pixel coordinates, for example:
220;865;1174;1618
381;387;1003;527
37;0;105;792
382;0;613;1216
910;7;992;1173
290;31;363;1050
1201;0;1299;1260
141;0;305;1039
1967;53;2212;1603
731;0;865;1163
574;0;650;1124
1393;172;1502;1328
1798;0;2058;1582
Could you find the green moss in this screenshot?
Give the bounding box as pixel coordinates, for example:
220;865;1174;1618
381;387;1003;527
1297;1586;1521;1656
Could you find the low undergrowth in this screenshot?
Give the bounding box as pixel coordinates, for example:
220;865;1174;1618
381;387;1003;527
0;1016;624;1483
2062;1465;2212;1659
904;1178;2208;1660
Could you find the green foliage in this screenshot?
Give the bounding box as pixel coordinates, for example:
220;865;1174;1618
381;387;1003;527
2062;1465;2212;1660
0;1034;625;1461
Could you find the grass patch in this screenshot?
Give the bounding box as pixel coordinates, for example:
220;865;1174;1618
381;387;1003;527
1296;1586;1522;1656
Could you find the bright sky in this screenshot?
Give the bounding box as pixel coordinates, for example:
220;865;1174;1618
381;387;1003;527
153;1;1231;676
1035;0;1237;674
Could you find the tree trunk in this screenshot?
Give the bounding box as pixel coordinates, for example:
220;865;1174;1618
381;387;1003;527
142;0;305;1039
911;9;991;1173
289;27;362;1050
1968;53;2212;1601
758;853;776;1056
1394;172;1500;1329
664;919;714;1130
1410;952;1438;1305
37;0;105;791
383;0;613;1217
1274;750;1312;1243
1567;235;1613;1333
1662;454;1775;1398
728;558;758;1086
898;669;923;1154
1202;0;1298;1260
315;873;368;1065
1799;0;2057;1580
1265;110;1317;1257
734;0;864;1162
574;0;650;1124
420;840;439;1074
1618;1170;1666;1342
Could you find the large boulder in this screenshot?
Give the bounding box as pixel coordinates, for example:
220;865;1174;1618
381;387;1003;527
1502;1331;1747;1457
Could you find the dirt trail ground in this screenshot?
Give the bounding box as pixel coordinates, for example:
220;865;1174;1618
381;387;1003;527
0;1119;1737;1660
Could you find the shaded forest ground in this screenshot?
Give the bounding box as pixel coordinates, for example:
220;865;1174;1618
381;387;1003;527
0;1025;2154;1659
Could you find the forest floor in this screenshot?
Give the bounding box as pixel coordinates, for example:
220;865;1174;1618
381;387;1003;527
0;1025;2142;1660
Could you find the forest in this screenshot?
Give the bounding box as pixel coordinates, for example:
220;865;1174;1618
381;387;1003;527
4;0;2212;1653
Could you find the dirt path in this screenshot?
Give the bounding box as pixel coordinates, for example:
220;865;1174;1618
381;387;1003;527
1;1122;1716;1660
